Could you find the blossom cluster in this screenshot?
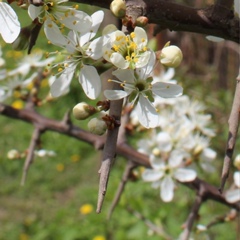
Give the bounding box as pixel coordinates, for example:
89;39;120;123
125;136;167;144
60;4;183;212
0;0;184;130
134;69;217;202
0;50;55;103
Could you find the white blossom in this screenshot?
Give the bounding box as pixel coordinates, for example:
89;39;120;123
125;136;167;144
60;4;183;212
28;0;92;34
0;2;20;43
48;11;104;99
103;26;151;69
8;51;55;77
0;73;38;102
104;52;183;128
142;150;197;202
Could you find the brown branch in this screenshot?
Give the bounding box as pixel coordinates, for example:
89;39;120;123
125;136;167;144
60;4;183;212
0;103;106;149
220;70;240;192
74;0;239;43
214;0;234;10
97;83;123;213
0;103;240;212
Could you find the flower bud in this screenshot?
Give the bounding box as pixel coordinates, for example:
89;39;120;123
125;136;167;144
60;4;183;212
160;45;183;68
7;149;20;159
88;118;107;135
152;147;160;157
110;0;126;18
234;154;240;169
72;102;96;120
135;16;149;28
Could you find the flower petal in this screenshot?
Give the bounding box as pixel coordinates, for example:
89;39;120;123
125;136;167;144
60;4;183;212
50;65;75;97
206;36;224;42
65;31;78;53
133;26;148;49
44;20;68;47
142;169;164;182
0;3;20;43
163;68;175;81
174;168;197;182
135;95;159;128
136;50;155;78
225;189;240;203
104;89;128;100
201;148;216;162
86;36;103;60
169;150;185;167
152;82;183;98
234;171;240;188
79;10;104;46
160;176;175;202
28;4;41;20
60;10;92;33
156;131;172;152
79;65;101;99
150;156;166;170
135;51;151;69
110;52;129;69
112;68;135;83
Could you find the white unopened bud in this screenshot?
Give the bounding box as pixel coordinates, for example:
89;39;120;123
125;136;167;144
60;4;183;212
110;0;126;18
88;118;107;135
7;149;20;159
196;224;207;232
73;102;96;120
152;147;161;157
234;154;240;169
160;45;183;68
35;149;56;157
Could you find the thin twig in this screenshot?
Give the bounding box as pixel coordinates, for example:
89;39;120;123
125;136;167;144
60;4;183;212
108;160;136;219
220;70;240;192
180;192;203;240
97;83;123;213
21;127;42;186
206;209;238;229
127;206;172;239
0;103;240;212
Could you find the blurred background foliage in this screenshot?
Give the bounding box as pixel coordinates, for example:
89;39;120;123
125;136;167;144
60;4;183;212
0;1;239;240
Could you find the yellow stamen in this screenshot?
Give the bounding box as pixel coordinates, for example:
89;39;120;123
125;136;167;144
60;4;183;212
130;32;136;38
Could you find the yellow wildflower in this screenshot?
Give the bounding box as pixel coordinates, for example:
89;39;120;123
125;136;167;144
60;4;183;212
92;236;106;240
56;163;64;172
71;154;80;162
11;100;24;109
79;203;93;215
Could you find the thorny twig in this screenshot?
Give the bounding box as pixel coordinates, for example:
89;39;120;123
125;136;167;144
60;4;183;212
97;82;123;213
21;127;43;185
180;189;203;240
206;209;238;229
108;160;137;219
1;103;240;212
127;206;172;239
220;70;240;192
